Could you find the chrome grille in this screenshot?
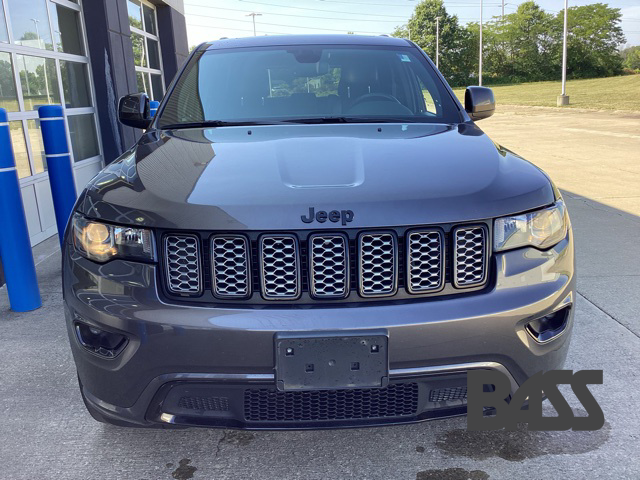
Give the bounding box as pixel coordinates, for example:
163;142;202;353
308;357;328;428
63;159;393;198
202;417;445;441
162;224;490;301
164;235;202;294
454;226;488;287
211;235;250;298
407;230;444;293
359;232;397;297
260;235;300;299
310;234;349;298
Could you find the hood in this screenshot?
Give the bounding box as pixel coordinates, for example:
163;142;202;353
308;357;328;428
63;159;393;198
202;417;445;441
79;123;554;230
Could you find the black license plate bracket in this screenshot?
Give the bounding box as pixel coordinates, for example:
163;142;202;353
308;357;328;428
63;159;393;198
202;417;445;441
275;331;389;391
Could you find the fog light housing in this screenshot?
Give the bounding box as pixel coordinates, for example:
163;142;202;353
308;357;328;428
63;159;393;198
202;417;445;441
526;306;570;343
75;322;128;358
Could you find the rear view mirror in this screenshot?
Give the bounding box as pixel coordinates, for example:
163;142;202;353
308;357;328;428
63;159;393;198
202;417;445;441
464;86;495;121
118;93;151;129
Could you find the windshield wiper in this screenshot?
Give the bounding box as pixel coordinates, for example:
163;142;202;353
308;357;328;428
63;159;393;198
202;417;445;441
159;120;284;130
281;116;424;124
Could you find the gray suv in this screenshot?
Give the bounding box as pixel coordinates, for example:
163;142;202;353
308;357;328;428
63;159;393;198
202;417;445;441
63;35;574;429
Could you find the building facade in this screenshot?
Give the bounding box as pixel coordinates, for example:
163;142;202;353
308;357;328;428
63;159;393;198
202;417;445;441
0;0;187;254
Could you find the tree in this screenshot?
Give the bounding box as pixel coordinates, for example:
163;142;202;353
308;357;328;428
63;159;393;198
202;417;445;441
550;3;625;79
392;0;475;87
620;46;640;71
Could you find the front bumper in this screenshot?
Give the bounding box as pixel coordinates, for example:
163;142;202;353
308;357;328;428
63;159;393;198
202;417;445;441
63;229;574;429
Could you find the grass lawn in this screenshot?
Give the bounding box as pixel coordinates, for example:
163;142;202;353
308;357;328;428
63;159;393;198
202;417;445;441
452;74;640;112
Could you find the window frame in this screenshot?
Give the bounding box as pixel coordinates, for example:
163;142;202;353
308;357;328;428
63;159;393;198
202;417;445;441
0;0;103;186
129;0;164;101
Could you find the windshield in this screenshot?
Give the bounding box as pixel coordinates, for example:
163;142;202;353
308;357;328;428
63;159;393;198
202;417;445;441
158;44;462;128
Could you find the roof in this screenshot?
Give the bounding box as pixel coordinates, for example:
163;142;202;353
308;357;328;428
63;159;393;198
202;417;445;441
203;34;412;50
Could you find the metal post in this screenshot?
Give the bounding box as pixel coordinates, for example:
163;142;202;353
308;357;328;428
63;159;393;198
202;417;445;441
149;100;159;117
246;12;262;36
557;0;570;106
502;0;504;19
479;0;483;86
0;108;42;312
436;17;440;69
38;105;77;247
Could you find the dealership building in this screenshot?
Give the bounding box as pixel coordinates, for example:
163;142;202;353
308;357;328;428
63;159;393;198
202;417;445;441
0;0;188;286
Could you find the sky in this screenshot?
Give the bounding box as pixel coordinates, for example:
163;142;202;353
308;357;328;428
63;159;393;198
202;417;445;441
184;0;640;49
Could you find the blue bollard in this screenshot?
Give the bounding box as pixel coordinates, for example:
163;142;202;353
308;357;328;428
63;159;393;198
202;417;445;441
38;105;77;247
0;108;42;311
150;100;159;117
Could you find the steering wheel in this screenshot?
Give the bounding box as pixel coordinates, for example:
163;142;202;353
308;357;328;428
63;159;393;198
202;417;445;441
349;93;401;108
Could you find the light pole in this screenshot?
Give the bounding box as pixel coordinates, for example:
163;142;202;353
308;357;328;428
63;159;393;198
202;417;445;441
435;17;440;69
557;0;569;106
479;0;483;86
246;12;262;36
30;18;51;103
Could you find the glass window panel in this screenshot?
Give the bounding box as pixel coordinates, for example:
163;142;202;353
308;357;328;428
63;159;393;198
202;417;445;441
60;60;91;107
27;119;47;174
16;55;60;110
0;5;9;43
50;3;84;55
128;0;142;30
0;52;19;112
9;121;31;179
142;4;157;35
136;70;149;94
7;0;53;51
131;32;147;67
68;114;99;161
147;38;160;69
150;73;163;101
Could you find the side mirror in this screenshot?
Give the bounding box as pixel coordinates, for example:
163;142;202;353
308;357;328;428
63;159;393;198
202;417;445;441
464;86;495;121
118;93;151;129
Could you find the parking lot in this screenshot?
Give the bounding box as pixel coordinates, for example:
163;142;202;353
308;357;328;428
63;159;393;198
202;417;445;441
1;105;639;479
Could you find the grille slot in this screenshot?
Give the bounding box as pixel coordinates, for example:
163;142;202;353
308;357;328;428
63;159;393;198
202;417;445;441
359;232;397;297
309;234;349;298
164;235;202;295
178;396;230;411
407;230;444;293
211;235;251;298
244;383;419;422
260;235;301;299
453;226;488;288
429;386;467;403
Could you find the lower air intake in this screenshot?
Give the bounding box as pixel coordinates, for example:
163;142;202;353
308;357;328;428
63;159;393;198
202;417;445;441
244;383;419;422
428;386;467;403
178;396;230;411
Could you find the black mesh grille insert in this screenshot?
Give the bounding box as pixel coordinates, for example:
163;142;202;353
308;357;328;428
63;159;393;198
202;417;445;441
244;383;419;422
428;386;467;403
178;396;230;411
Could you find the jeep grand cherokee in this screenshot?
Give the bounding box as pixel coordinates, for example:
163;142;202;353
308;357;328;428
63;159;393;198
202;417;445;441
63;35;574;429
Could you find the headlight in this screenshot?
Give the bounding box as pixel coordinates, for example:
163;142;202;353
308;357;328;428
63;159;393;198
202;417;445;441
72;213;155;262
494;200;568;252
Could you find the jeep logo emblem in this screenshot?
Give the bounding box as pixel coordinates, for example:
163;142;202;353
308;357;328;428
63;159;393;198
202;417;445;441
301;207;354;226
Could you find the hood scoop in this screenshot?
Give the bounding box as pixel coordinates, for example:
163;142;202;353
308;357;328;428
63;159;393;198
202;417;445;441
277;137;365;189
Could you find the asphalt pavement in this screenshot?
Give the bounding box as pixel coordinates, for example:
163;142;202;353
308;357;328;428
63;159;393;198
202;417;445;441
1;105;639;479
